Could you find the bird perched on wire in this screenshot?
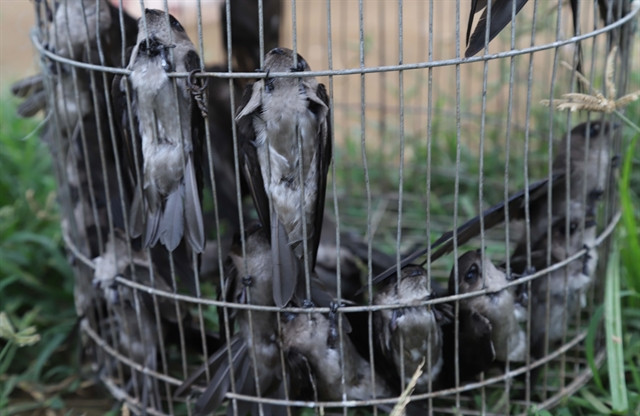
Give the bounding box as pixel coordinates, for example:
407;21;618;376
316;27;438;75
236;47;332;307
372;264;452;393
524;211;598;359
508;121;615;358
372;120;617;288
281;305;393;407
220;0;282;73
11;0;138;321
113;9;206;259
92;231;222;412
449;250;526;363
92;232;164;414
440;307;495;387
11;0;137;120
510;120;617;266
175;223;288;416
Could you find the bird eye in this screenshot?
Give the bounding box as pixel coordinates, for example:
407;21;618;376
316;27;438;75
570;221;578;233
589;122;601;137
464;264;479;284
169;15;184;32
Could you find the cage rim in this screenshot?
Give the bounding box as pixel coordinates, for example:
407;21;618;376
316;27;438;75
30;3;639;79
82;317;600;410
63;211;621;313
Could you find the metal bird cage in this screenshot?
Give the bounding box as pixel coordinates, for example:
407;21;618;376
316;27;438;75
22;0;638;415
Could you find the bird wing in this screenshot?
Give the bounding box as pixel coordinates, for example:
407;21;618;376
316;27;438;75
465;0;529;57
309;82;333;271
369;172;565;288
184;49;206;253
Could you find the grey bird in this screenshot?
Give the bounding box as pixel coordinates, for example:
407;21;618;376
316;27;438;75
281;306;393;406
236;47;332;307
465;1;630;92
524;211;599;358
370;173;561;287
12;1;137;322
449;250;526;363
373;264;452;393
12;0;137;120
373;121;616;287
175;223;288;416
316;214;396;303
113;9;205;255
510;120;616;265
93;232;164;413
464;0;529;57
440;307;495;387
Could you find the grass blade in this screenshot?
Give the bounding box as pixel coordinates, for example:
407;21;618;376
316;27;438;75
604;239;628;412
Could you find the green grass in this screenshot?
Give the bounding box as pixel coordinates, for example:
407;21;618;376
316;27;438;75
0;93;82;414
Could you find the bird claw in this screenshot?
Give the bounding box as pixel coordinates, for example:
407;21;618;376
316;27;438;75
242;275;254;288
187;69;208;117
328;302;341;348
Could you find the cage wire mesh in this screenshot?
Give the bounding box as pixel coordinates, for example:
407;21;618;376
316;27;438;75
17;0;639;414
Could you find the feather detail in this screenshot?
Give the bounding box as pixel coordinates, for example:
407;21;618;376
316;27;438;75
129;187;144;239
465;0;529;57
160;186;185;252
193;337;248;416
184;155;205;253
271;217;299;307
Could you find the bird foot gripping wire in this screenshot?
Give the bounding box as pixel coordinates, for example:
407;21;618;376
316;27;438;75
187;69;208;117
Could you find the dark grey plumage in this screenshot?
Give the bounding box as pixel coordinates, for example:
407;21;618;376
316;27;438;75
370;173;562;288
12;1;137;321
373;264;451;392
92;232;164;413
510;121;616;267
373;121;616;289
12;0;136;120
281;308;392;405
176;224;287;416
316;214;396;303
509;121;615;359
465;0;529;57
114;9;205;255
236;47;332;307
440;307;495;387
449;250;526;363
527;214;598;359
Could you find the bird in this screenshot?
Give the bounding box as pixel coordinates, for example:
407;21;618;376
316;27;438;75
464;0;529;57
11;1;138;322
372;120;617;288
220;0;282;72
369;173;561;288
440;307;495;387
372;264;452;393
175;223;288;416
281;305;393;407
316;214;397;303
112;8;205;256
449;250;526;363
526;212;598;359
510;120;616;267
92;231;222;413
236;47;332;307
92;232;164;414
11;0;137;120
